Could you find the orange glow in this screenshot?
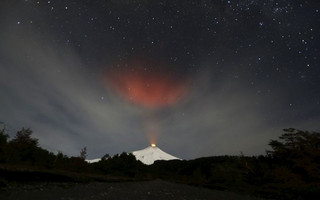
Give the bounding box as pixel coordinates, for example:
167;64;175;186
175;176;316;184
103;59;189;109
151;143;156;147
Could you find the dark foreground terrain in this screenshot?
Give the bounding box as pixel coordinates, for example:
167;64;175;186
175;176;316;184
1;128;319;199
0;179;266;200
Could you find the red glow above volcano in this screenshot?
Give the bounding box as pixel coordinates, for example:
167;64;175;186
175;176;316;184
104;60;189;109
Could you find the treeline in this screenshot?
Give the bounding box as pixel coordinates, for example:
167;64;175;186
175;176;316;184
0;127;87;171
0;127;320;199
0;127;146;176
149;128;320;199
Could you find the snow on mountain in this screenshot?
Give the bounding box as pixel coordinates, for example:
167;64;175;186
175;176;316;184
86;145;181;165
85;158;101;163
132;145;181;165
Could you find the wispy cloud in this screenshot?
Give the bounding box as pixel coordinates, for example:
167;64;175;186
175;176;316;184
0;2;319;160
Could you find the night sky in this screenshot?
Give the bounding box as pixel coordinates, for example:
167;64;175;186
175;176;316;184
1;0;320;159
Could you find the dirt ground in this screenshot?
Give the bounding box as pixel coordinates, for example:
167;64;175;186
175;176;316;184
0;179;266;200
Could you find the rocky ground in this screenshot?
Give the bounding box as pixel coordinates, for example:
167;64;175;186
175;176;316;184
0;179;267;200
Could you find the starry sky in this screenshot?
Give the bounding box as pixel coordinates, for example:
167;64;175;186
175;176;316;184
0;0;319;159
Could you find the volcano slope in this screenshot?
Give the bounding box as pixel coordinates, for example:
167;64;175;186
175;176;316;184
0;179;266;200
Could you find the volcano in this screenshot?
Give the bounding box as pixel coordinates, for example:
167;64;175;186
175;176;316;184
86;145;181;165
132;144;181;165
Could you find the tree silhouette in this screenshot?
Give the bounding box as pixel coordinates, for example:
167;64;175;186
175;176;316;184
0;126;9;163
80;147;87;160
10;128;39;147
268;128;320;184
101;153;110;160
8;128;39;164
0;126;9;144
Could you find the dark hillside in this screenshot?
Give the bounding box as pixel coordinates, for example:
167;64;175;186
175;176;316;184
1;127;320;199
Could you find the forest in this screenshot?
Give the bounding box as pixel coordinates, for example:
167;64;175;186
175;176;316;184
0;126;319;200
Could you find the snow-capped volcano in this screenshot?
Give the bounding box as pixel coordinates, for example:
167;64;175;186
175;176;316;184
132;144;181;165
86;144;181;165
